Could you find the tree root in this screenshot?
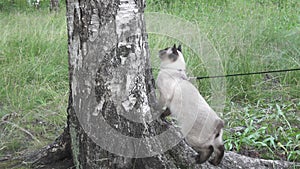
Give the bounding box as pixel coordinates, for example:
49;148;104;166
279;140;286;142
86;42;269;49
23;128;73;169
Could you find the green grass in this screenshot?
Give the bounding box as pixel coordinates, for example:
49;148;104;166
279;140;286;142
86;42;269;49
0;0;299;164
0;9;69;158
147;0;300;162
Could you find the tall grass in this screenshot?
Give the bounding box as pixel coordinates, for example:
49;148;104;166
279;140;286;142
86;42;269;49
147;0;300;162
0;10;68;155
0;0;299;163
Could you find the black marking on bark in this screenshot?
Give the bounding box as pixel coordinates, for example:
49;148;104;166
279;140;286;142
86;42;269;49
94;47;167;138
131;75;144;109
72;7;80;38
126;35;139;45
117;44;135;58
99;100;169;138
95;0;120;27
78;3;90;43
134;0;146;12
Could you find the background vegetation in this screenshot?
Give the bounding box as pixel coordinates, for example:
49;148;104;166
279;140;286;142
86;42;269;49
0;0;299;164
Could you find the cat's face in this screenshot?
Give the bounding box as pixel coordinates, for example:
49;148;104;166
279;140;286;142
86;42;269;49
158;44;182;64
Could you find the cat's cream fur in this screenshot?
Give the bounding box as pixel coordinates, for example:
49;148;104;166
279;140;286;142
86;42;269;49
157;45;224;165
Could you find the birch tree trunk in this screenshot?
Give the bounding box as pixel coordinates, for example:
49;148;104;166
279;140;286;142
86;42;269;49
65;0;174;168
16;0;298;169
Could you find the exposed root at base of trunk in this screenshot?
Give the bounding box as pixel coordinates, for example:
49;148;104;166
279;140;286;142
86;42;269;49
23;127;73;169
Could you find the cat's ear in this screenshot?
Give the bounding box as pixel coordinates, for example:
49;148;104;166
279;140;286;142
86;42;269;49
177;45;182;52
172;44;178;55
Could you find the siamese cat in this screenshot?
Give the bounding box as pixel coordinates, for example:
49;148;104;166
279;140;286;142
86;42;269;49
156;44;224;165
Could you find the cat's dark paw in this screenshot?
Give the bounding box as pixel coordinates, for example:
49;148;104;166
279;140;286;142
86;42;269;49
160;108;171;119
